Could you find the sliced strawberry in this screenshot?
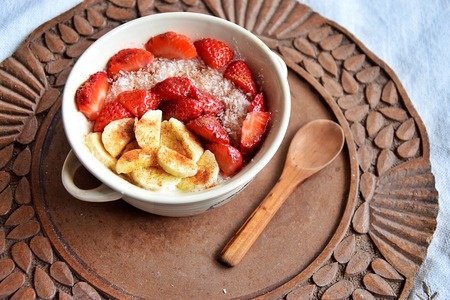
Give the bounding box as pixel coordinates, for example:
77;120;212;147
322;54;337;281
224;60;257;98
160;97;202;122
186;115;230;144
117;89;161;117
151;77;196;101
240;111;271;155
206;143;243;176
106;48;154;77
75;71;110;121
248;92;266;112
145;31;197;60
194;38;234;69
192;89;225;116
93;100;133;132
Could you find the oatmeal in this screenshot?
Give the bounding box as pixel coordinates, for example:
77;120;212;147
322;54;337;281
74;31;271;192
107;57;250;145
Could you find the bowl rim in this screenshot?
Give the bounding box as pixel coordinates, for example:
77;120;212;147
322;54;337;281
62;12;291;205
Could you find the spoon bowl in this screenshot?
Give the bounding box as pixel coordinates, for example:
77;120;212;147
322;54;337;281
289;119;345;171
219;119;345;267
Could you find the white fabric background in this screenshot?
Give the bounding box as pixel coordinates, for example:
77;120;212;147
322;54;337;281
1;0;448;298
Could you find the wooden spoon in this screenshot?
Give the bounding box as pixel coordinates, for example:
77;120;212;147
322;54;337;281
219;119;345;267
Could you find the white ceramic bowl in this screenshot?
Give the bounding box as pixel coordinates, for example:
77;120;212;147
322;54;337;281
61;12;290;217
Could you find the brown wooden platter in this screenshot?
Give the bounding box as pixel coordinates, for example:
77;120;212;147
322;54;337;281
0;0;438;299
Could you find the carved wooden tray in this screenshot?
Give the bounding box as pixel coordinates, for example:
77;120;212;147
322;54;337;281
0;0;438;299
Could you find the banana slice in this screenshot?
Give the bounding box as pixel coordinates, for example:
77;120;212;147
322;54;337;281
122;140;140;153
116;148;158;174
157;145;198;178
130;166;181;191
177;150;219;191
169;118;203;163
160;120;186;156
135;110;162;150
102;118;135;157
85;132;117;169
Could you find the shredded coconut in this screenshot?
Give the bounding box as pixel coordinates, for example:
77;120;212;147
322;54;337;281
107;58;250;145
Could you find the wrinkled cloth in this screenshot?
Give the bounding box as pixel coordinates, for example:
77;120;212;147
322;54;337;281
1;0;448;298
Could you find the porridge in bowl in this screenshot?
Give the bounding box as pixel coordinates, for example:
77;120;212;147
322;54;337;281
75;31;271;192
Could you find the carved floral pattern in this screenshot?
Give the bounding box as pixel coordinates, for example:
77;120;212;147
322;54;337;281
0;0;438;299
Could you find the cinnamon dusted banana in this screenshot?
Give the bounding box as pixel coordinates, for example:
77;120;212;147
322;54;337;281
116;148;158;174
85;132;117;170
131;166;181;191
134;110;162;150
160;120;187;156
157;145;198;178
177;150;219;191
169;118;203;163
102;118;135;157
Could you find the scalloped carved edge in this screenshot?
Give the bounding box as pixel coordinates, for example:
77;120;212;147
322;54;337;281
0;0;438;299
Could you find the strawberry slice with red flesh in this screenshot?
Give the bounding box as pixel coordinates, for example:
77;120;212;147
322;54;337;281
191;88;225;116
248;92;266;112
194;38;234;69
151;77;197;101
117;89;161;118
186;115;230;144
240;111;271;155
106;48;154;78
224;60;257;98
93;100;133;132
145;31;197;60
206;143;243;176
160;97;203;122
75;71;110;121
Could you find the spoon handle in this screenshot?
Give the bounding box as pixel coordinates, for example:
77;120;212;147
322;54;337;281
219;167;306;267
